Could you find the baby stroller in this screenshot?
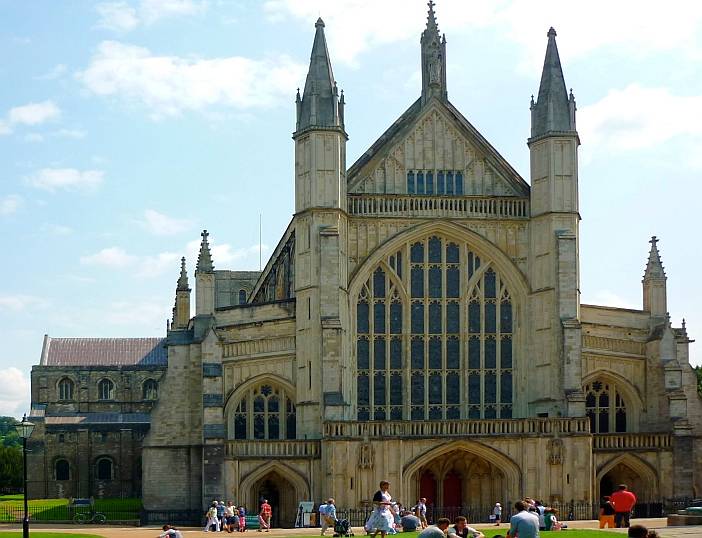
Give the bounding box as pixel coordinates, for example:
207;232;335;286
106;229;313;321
333;518;354;537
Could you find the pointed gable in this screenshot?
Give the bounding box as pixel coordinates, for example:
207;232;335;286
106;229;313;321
347;98;529;197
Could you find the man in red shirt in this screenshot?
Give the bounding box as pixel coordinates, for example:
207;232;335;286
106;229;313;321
610;484;637;528
259;499;272;532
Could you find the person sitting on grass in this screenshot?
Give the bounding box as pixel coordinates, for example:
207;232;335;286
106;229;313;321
418;517;451;538
160;524;183;538
400;510;421;532
449;516;484;538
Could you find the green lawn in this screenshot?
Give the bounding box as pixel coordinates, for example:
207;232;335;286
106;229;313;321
397;531;621;538
0;534;105;538
0;498;141;522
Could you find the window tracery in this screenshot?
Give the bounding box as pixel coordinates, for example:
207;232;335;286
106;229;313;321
585;380;627;433
356;235;514;421
231;383;296;440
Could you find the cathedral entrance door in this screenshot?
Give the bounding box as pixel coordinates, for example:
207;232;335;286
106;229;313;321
254;472;296;528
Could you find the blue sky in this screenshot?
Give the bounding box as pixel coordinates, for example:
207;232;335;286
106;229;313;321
1;0;701;416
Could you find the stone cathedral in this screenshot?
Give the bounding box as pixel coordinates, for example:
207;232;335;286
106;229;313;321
28;3;702;526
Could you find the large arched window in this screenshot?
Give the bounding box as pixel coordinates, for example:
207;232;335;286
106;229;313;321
98;379;115;401
58;378;74;401
355;235;514;421
96;457;113;480
55;459;70;481
143;379;158;400
585;380;627;433
231;384;296;440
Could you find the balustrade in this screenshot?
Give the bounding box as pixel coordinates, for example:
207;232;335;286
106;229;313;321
348;195;529;219
323;417;589;438
593;433;672;451
226;439;320;458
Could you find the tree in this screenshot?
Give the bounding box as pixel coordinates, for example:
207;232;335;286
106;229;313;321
0;417;21;448
0;445;22;489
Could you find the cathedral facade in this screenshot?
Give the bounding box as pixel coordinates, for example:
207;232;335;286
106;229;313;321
29;4;701;526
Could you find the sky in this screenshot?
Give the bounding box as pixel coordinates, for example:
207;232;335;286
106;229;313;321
1;0;701;417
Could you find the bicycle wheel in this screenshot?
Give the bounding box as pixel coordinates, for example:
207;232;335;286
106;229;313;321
94;513;107;524
74;512;89;524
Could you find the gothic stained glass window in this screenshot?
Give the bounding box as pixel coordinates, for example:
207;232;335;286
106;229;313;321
585;381;627;433
355;235;515;420
230;384;296;439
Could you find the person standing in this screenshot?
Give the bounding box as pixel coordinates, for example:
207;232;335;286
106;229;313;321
412;498;428;529
365;480;396;538
204;502;221;532
321;498;337;536
492;503;502;526
507;500;539;538
610;484;637;528
599;496;616;529
259;499;272;532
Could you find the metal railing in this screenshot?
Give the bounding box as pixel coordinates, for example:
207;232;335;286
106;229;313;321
0;499;141;523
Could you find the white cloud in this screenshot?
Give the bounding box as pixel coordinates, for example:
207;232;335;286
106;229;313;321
8;100;61;126
136;251;180;277
96;2;140;32
96;0;206;32
36;63;68;80
0;100;61;136
0;367;30;418
80;247;138;268
26;168;104;192
0;294;46;311
77;41;306;118
579;85;702;155
139;209;192;236
185;237;270;269
0;194;23;216
263;0;702;68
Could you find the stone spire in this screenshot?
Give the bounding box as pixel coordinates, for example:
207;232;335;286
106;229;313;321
295;17;345;135
642;235;667;317
196;230;214;273
530;27;576;139
420;0;447;105
643;235;666;280
176;256;189;291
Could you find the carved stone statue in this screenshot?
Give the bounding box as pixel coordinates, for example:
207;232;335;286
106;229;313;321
358;441;374;468
548;438;564;465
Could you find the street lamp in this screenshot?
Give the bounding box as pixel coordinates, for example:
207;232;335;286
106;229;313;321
14;414;35;538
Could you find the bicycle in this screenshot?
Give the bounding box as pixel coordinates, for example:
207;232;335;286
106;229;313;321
73;509;107;524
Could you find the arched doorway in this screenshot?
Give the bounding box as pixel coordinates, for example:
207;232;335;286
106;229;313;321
252;471;296;528
599;460;655;501
412;449;507;521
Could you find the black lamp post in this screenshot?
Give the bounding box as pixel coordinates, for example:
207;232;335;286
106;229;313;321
15;414;35;538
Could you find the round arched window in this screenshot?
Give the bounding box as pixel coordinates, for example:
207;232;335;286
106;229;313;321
58;378;74;401
55;459;70;481
96;457;113;480
98;379;115;400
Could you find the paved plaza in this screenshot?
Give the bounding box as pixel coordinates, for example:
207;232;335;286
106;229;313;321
1;519;701;538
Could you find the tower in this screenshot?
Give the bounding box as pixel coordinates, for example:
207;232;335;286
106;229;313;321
528;28;583;417
172;256;190;330
292;18;349;436
642;235;667;320
420;0;447;105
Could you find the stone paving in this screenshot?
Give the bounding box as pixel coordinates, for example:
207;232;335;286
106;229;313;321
0;519;701;538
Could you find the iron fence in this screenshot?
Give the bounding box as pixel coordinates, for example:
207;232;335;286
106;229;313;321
0;500;141;523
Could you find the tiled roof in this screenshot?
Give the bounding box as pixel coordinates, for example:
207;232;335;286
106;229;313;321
41;337;167;367
44;413;150;425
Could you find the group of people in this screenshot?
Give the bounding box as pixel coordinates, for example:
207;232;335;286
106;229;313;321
204;501;248;533
202;499;272;533
599;484;638;528
363;481;485;538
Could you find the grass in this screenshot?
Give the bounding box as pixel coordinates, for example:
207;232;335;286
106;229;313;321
395;531;621;538
0;498;141;522
0;534;105;538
